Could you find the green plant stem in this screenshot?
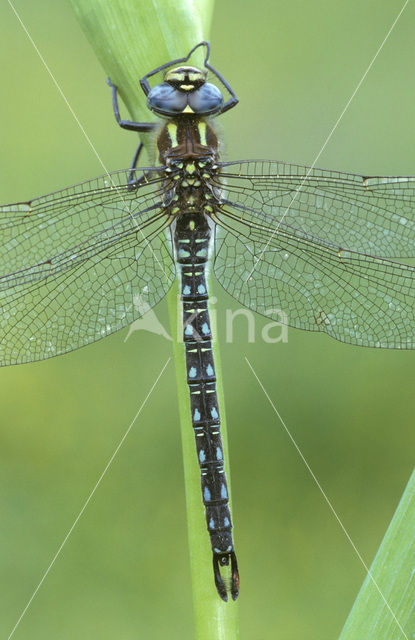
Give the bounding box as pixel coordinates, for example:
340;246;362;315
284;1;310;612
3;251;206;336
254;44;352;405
339;469;415;640
68;1;239;637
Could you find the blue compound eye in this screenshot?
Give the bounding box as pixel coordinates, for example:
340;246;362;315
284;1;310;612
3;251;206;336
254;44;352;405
188;83;224;115
147;83;187;115
147;81;224;117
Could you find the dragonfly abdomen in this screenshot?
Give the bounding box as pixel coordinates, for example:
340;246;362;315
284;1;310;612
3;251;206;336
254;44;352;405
174;211;239;601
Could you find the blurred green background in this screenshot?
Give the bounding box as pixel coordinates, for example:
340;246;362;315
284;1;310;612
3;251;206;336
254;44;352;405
0;1;414;638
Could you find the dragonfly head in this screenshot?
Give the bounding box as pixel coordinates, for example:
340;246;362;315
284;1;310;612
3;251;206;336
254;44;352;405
165;65;207;91
147;65;224;117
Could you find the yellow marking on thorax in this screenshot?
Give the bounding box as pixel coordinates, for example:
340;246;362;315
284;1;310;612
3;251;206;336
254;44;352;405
167;122;178;147
198;121;207;146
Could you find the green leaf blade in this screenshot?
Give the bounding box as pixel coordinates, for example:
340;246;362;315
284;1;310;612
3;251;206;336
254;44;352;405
339;470;415;640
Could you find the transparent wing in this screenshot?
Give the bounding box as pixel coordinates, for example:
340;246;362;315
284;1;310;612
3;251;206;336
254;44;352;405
213;202;415;349
214;161;415;257
0;168;175;365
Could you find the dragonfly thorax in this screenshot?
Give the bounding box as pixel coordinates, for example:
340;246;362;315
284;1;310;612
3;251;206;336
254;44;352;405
167;158;220;216
157;117;220;166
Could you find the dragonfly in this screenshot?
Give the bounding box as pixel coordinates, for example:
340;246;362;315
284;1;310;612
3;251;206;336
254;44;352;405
1;41;415;602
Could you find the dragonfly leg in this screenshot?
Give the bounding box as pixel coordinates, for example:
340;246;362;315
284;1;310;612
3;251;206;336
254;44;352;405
126;146;163;192
106;78;159;188
128;142;144;186
106;77;157;133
